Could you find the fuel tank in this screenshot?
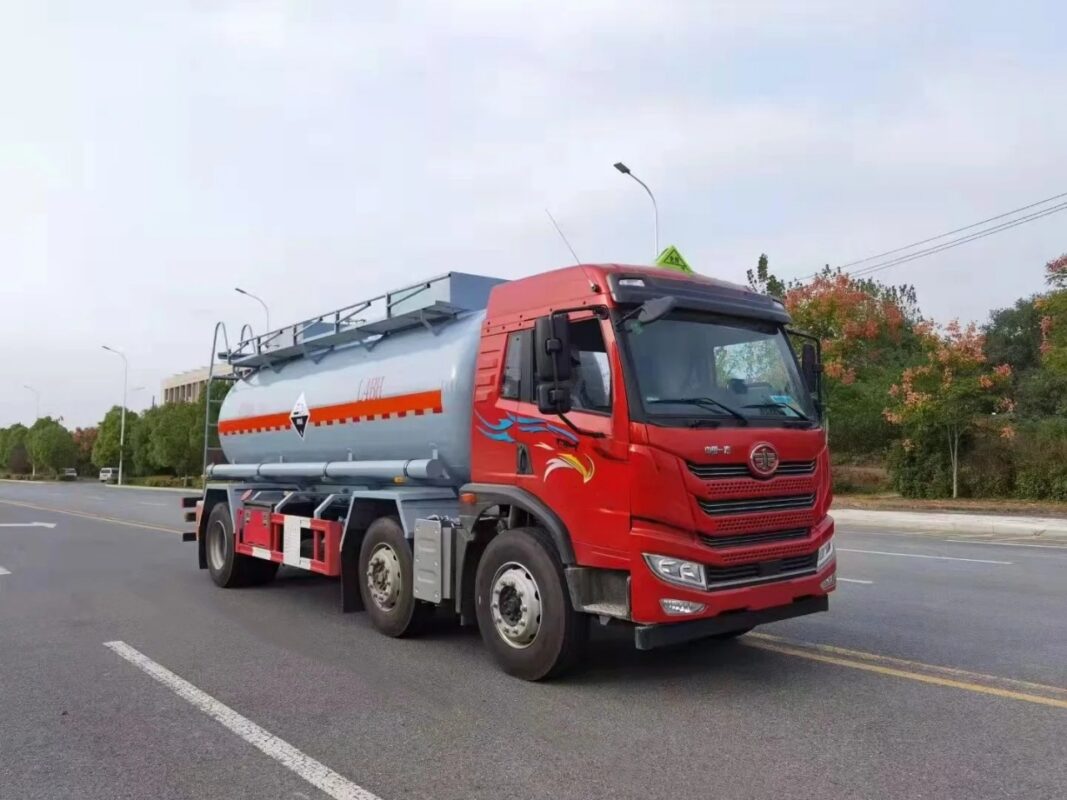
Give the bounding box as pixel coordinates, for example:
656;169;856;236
217;311;485;485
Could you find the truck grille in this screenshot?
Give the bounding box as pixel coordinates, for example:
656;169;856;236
688;459;816;480
699;528;809;549
698;493;816;516
705;553;818;589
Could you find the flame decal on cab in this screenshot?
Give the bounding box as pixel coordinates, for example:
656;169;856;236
476;411;594;484
544;453;596;484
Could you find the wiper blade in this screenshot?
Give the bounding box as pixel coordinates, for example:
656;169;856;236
647;396;748;425
742;401;811;422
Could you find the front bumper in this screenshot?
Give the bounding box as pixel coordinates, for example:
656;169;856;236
634;595;829;649
625;514;835;625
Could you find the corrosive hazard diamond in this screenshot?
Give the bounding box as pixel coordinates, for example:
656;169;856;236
290;392;310;439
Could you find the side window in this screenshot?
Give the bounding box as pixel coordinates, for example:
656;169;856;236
501;332;524;400
565;319;611;413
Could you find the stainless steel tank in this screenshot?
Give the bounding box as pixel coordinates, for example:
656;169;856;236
217;311;485;485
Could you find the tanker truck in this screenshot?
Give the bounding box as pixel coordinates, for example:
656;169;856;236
181;265;836;680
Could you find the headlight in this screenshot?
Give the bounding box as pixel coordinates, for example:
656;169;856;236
816;536;835;568
643;554;706;589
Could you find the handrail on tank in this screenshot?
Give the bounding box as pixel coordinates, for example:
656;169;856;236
228;273;454;361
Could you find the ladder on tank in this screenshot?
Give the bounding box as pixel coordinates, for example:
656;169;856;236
199;322;246;477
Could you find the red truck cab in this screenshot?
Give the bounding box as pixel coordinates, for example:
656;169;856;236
464;264;834;656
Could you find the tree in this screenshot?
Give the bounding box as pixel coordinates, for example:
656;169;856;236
983;296;1043;374
92;406;139;469
746;253;788;299
150;402;202;477
1;424;31;474
1038;253;1067;374
27;419;77;475
780;268;925;455
129;407;159;476
883;321;1013;498
71;427;98;475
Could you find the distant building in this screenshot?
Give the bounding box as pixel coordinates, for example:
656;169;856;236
162;365;232;405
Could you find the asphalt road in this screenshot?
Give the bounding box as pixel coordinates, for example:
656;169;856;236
1;479;1065;800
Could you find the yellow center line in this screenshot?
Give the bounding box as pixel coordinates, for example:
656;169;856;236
746;635;1067;710
0;499;182;535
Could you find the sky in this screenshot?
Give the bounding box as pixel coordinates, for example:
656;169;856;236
1;1;1065;428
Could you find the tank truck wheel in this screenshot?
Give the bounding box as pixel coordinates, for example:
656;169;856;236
358;516;432;637
475;527;588;681
206;504;278;588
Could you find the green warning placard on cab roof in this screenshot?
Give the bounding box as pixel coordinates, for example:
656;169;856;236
655;245;693;273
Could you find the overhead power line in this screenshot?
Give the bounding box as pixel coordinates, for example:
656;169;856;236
847;201;1067;279
797;190;1067;282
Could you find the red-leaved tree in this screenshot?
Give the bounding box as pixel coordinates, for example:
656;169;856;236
883;321;1014;498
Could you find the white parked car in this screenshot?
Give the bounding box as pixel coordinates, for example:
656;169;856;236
99;467;118;483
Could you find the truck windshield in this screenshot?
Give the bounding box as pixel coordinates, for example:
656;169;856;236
623;311;817;426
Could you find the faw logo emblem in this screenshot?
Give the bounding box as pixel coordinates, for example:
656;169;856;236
290;393;310;439
748;443;779;478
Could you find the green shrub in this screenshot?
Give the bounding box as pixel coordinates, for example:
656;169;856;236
1012;419;1067;500
886;437;953;498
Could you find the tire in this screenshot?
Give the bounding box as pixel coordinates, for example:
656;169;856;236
712;626;754;640
205;504;279;588
358;516;432;637
475;527;588;681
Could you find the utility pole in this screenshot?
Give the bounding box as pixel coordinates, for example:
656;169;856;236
235;287;271;333
22;385;40;478
613;161;660;260
102;346;128;485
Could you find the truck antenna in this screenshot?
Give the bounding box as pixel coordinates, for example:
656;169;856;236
545;208;582;265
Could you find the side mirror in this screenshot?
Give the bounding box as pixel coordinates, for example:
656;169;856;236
534;314;573;383
534;314;573;414
801;342;821;395
537;383;573;415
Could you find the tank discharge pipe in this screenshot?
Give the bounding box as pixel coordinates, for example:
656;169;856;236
206;458;445;482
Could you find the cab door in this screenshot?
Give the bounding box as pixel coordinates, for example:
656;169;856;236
511;314;631;568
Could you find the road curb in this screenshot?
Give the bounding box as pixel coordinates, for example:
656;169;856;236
102;483;199;494
833;508;1067;538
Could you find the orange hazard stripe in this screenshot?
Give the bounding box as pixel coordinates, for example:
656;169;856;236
218;389;443;436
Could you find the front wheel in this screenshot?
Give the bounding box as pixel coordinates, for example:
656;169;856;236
475;528;588;681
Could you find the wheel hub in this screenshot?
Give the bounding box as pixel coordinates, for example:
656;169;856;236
490;563;542;649
366;544;402;611
208;520;226;571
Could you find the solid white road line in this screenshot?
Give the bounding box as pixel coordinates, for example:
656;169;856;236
0;565;10;575
104;641;382;800
945;538;1067;550
838;547;1012;565
0;521;56;528
136;501;168;507
838;577;873;584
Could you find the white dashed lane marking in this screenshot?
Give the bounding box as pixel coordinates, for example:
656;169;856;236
104;641;383;800
837;548;1012;565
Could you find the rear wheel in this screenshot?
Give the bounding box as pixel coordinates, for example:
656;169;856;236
475;527;588;681
358;516;432;637
205;504;278;588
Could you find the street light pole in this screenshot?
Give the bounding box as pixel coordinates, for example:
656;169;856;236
22;385;40;478
102;346;128;486
613;161;660;260
235;287;271;333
